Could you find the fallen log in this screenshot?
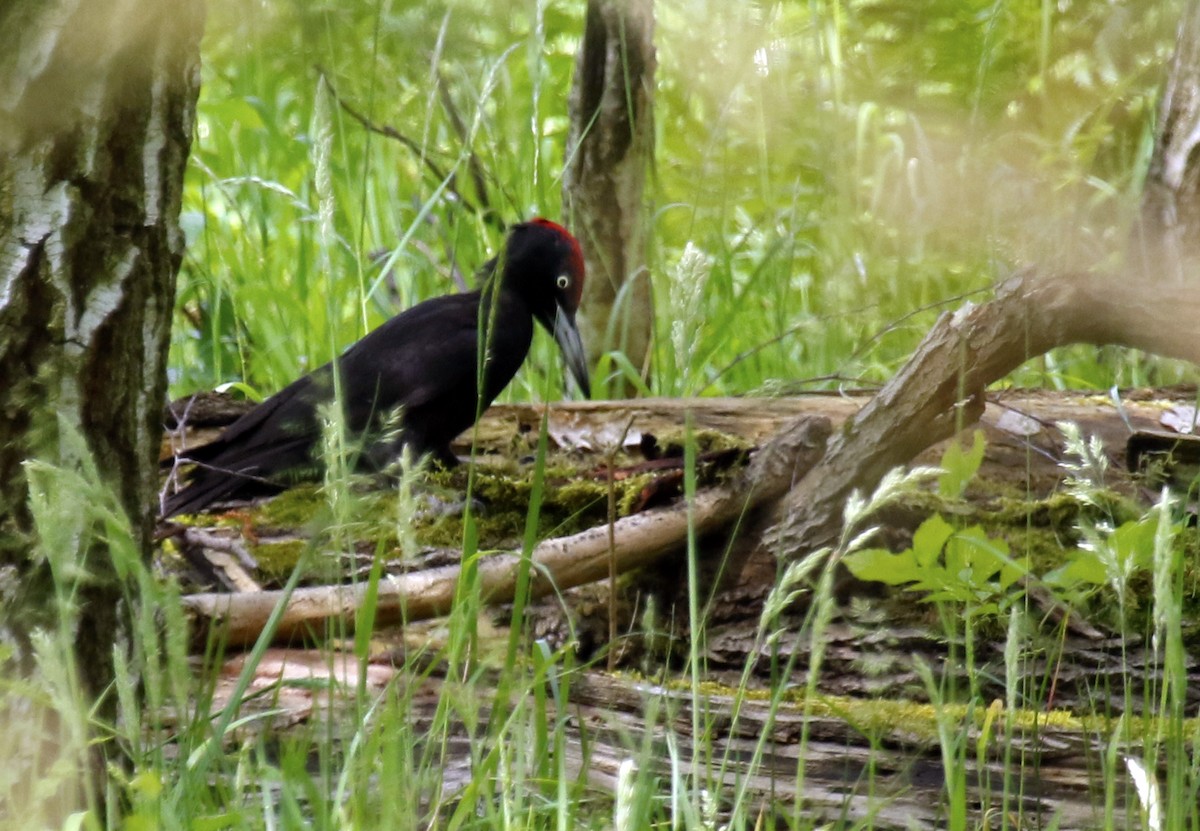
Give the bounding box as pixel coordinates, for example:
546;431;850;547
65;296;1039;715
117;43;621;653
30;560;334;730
181;416;831;647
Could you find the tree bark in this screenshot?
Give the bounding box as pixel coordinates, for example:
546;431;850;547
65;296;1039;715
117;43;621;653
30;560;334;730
563;0;656;393
0;0;202;820
1136;0;1200;280
765;269;1200;562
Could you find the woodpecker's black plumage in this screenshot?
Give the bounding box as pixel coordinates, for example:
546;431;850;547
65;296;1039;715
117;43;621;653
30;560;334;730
163;219;588;517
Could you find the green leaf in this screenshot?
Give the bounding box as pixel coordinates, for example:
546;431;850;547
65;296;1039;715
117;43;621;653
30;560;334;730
911;514;954;568
202;97;267;132
843;547;923;585
1110;516;1156;573
1045;516;1157;590
958;526;1007;582
938;430;986;499
1044;551;1108;588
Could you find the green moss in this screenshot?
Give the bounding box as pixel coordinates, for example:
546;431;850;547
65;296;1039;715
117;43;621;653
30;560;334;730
254;484;325;527
984;492;1081;529
884;487;1137;555
646;427;750;456
550;478;609;518
552;472;659;521
165;508;247;529
682;678;1082;742
398;443;755;553
618;473;669;516
692;679;1200;745
808;694;1088;742
167;429;754;562
986;491;1141;530
248;539;309;581
471;467;538;512
995;525;1074;575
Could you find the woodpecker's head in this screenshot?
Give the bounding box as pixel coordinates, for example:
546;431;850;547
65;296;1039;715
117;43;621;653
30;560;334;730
500;218;590;397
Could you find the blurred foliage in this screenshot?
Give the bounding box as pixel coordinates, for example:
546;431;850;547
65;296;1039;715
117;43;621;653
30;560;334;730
175;0;1188;401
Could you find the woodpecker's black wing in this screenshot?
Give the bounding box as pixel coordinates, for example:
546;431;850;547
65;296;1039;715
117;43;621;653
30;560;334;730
340;286;535;462
161;370;330;516
163;289;535;517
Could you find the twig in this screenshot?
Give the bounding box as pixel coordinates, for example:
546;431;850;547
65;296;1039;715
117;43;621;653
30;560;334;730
315;65;497;227
436;70;495;223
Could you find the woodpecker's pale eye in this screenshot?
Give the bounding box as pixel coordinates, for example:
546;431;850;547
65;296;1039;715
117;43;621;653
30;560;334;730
556;274;570;290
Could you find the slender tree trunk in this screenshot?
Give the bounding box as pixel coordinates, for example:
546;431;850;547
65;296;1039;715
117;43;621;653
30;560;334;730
1136;0;1200;280
563;0;656;394
0;0;202;821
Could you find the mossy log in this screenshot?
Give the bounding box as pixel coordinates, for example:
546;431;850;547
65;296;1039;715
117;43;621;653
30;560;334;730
166;387;1187;650
167;389;1197;830
174;415;831;647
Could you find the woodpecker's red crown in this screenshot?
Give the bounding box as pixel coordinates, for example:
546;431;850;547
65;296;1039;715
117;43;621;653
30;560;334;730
529;217;585;313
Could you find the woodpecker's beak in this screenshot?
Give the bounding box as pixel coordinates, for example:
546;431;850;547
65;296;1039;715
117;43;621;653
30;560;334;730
553;305;591;398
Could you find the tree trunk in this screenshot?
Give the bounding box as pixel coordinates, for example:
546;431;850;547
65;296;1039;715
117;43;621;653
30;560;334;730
1136;0;1200;280
563;0;656;394
0;0;202;821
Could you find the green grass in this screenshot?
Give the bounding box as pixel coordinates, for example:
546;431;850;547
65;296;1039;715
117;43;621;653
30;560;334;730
17;417;1200;829
13;1;1200;829
174;0;1192;404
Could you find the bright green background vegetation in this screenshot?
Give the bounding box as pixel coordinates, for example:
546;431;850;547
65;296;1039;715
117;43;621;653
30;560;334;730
176;0;1188;404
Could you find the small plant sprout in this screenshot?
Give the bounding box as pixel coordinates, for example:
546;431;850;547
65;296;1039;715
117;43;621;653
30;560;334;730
391;443;427;561
668;242;713;395
762;463;943;643
843;434;1027;617
1057;420;1110;504
1044;424;1157;606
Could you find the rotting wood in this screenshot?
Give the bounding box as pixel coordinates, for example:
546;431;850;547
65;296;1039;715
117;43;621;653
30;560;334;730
166;388;1174;485
506;386;1189;665
180;416;831;647
764;269;1200;565
175;389;1193;829
170;388;1191;649
563;672;1134;830
203;649;1139;831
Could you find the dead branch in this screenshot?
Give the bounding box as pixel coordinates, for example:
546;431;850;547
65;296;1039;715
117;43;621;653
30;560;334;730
766;267;1200;561
316;66;499;229
181;416;830;647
